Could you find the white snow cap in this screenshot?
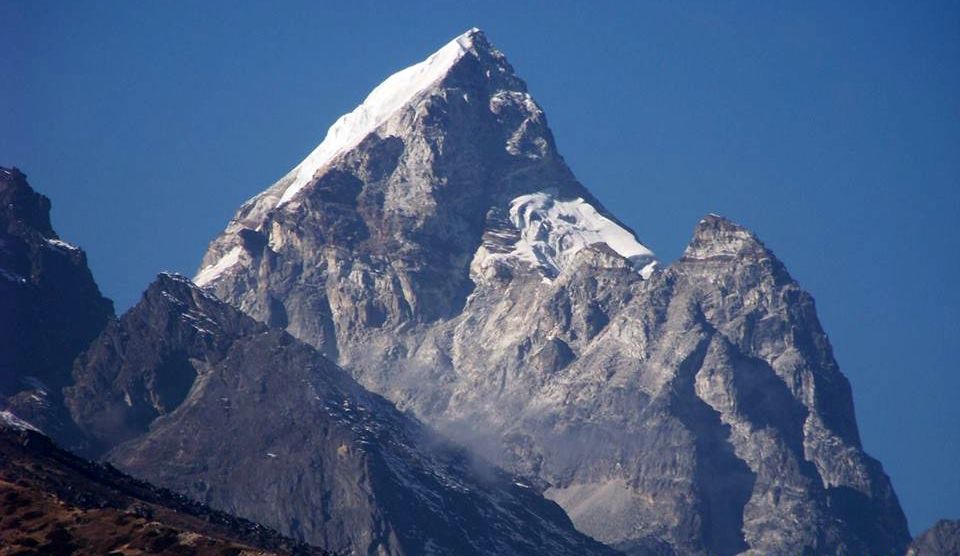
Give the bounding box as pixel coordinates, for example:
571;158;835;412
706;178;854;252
482;191;657;279
275;28;484;207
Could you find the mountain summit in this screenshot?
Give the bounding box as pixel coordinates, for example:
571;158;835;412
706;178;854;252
196;27;654;293
270;28;504;209
196;30;909;555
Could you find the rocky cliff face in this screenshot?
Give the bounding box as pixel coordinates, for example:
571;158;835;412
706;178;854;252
0;167;114;449
68;273;619;556
197;29;911;555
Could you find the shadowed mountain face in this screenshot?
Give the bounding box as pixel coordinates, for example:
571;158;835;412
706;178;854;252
0;418;326;556
196;29;911;555
66;273;620;556
0;166;113;451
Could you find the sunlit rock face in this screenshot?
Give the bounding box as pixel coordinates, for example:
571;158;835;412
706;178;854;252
197;29;910;555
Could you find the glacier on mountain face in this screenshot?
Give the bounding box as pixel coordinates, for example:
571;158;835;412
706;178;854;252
503;191;657;279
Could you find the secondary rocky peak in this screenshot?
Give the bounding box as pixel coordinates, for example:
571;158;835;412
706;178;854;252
65;273;263;452
682;213;770;261
146;272;253;330
148;271;209;304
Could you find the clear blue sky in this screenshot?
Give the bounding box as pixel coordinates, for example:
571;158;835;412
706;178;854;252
3;0;958;535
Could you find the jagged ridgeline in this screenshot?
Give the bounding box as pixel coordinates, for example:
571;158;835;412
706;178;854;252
196;29;911;555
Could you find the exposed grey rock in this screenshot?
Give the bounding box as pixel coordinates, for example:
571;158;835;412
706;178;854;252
197;29;912;555
908;520;960;556
70;273;620;556
66;271;263;453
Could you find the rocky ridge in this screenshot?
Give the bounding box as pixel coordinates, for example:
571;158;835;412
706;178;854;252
68;273;620;556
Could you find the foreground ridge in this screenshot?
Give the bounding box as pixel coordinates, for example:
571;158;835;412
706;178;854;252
0;420;326;555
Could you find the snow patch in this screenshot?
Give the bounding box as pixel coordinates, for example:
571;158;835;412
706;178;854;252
275;29;481;207
46;238;79;251
194;246;242;287
0;410;41;433
478;191;657;279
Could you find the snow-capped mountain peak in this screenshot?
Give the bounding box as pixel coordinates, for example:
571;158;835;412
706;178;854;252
275;28;493;208
192;29;911;555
